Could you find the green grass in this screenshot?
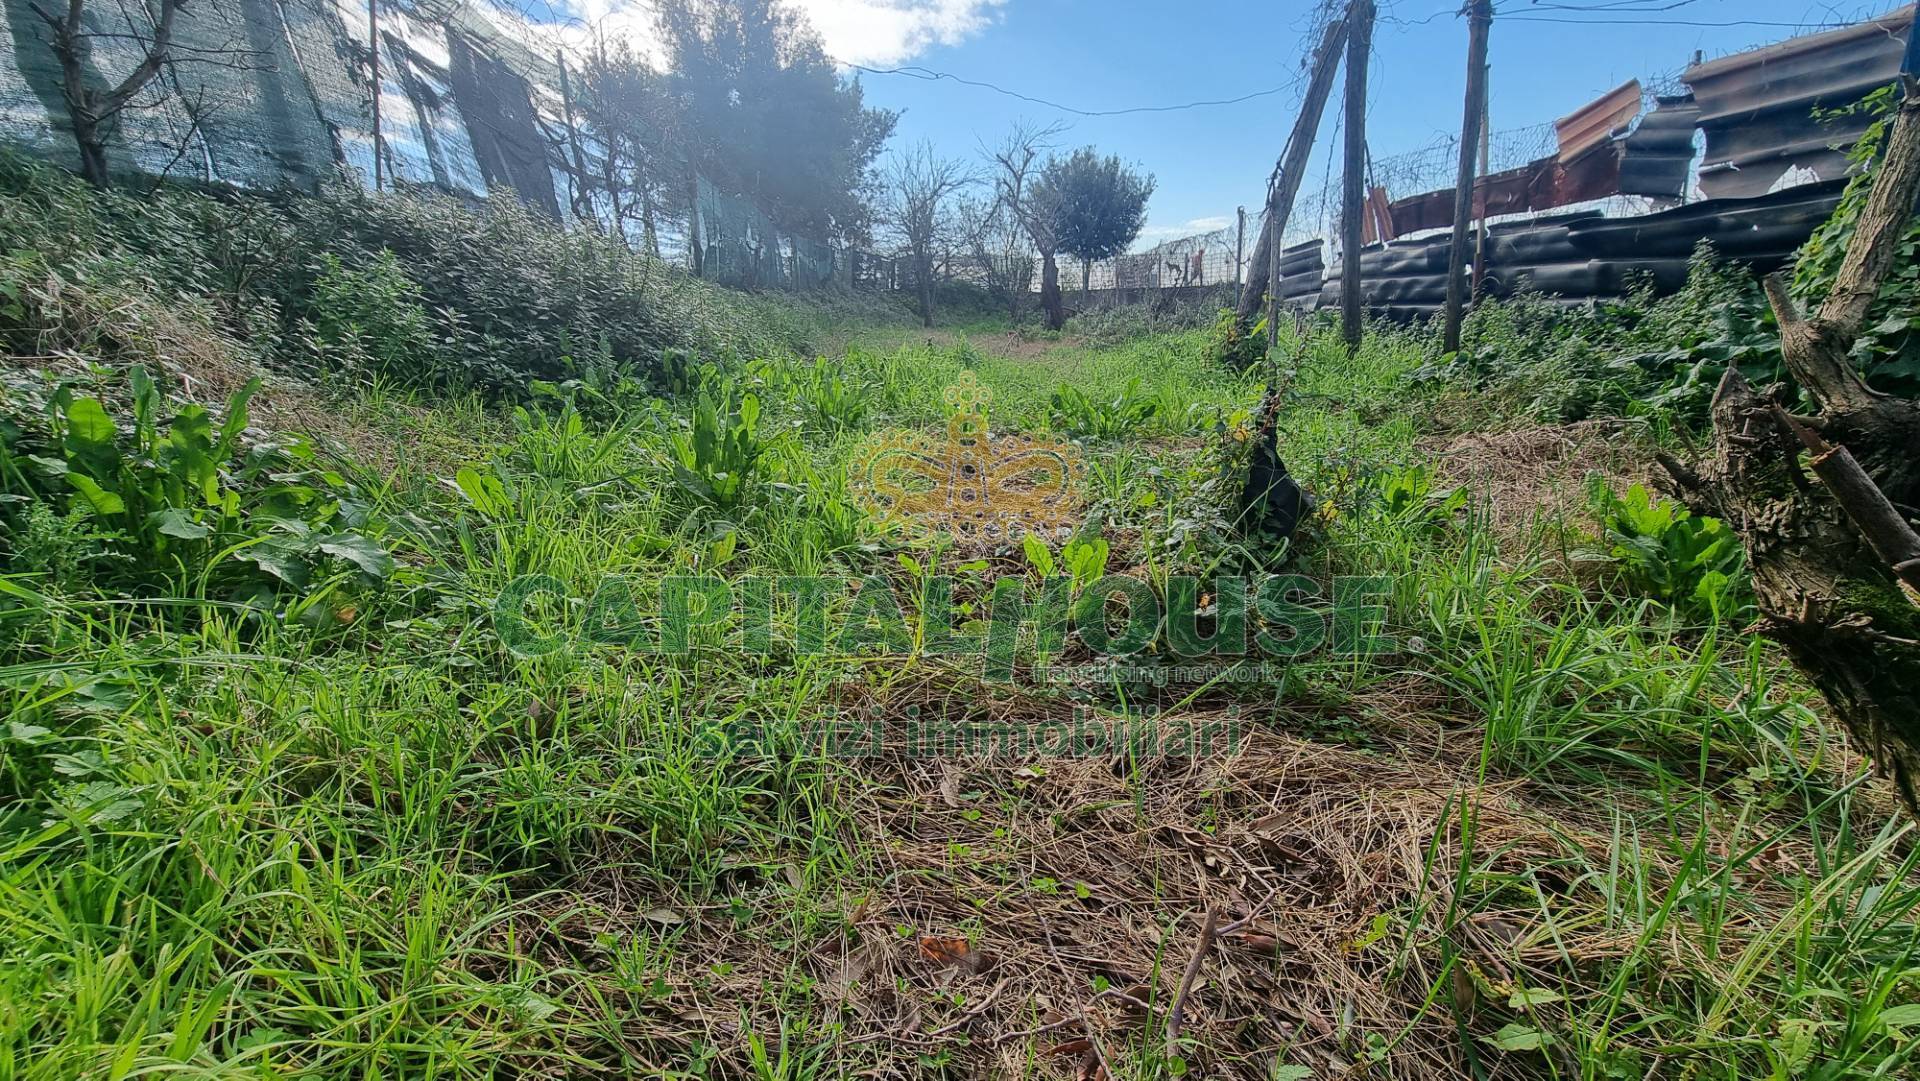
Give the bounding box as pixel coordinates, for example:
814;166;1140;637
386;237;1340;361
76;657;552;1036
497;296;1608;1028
4;300;1920;1080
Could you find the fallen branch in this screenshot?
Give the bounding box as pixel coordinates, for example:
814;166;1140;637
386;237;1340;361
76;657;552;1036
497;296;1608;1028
1164;907;1220;1056
1772;406;1920;595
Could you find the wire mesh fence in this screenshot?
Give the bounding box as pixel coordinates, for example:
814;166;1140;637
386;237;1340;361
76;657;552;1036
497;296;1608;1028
1057;221;1248;294
1280;119;1560;250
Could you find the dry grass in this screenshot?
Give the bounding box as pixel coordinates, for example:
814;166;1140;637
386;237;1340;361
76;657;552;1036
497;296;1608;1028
1426;420;1655;552
512;666;1831;1080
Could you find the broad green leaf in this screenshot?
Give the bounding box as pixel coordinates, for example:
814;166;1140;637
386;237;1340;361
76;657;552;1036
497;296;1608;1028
317;533;395;578
169;407;220;504
64;397;116;449
6;722;52;743
1484;1023;1550;1052
1507;987;1564;1009
218;377;262;454
149;508;212;540
65;473;125;516
239;545;309;587
1878;1004;1920;1031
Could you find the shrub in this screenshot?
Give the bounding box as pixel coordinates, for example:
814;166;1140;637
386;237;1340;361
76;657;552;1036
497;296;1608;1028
307;252;445;389
1579;479;1750;621
0;154;817;403
0;366;393;604
669;368;768;511
1049;376;1158;440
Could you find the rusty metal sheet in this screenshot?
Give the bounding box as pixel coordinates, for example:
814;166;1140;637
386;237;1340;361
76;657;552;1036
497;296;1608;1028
1557;79;1643;162
1682;5;1914;198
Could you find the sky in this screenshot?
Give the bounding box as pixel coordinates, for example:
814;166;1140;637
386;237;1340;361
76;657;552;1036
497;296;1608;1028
541;0;1915;249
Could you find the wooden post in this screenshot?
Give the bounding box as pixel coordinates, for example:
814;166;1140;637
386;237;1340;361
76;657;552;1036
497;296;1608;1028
1473;78;1490;298
368;0;382;191
1234;206;1246;305
1443;0;1493;354
1235;14;1350;336
1341;0;1375;354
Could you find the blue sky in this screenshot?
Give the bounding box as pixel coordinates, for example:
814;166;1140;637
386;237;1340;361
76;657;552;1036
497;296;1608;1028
546;0;1913;247
834;0;1910;246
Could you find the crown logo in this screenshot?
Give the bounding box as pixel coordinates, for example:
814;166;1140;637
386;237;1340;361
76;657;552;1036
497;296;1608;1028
853;372;1082;543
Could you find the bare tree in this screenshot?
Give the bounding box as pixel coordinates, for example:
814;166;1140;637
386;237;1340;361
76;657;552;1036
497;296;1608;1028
879;142;973;328
989;120;1066;329
1659;69;1920;816
28;0;190;186
954;193;1033;322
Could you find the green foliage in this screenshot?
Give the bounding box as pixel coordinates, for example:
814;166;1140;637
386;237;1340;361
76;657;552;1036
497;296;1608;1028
1438;250;1786;425
0;367;391;600
1371;464;1466;533
670;368;767;510
1792;83;1920;397
1049;376;1158;440
307;252;443;388
1207;306;1268;371
1581;479;1750;620
0;153;815;404
1020;532;1109;591
1033;147;1156;265
795;357;870;433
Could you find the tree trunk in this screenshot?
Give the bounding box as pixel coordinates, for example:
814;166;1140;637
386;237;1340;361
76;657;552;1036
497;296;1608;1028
1081;259;1091;297
72;110;110;187
918;251;934;328
1660;74;1920;815
1041;250;1064;330
687;173;705;277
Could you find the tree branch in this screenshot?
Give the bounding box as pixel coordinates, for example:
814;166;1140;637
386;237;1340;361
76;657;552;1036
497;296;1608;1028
1773;405;1920;596
1819;75;1920;339
104;0;184;113
1762;272;1878;413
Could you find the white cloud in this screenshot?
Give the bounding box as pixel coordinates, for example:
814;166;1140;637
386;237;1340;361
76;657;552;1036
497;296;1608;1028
543;0;1005;69
1136;216;1233;242
791;0;1006;67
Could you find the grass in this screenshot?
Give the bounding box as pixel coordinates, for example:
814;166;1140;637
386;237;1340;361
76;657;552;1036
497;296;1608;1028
5;285;1920;1081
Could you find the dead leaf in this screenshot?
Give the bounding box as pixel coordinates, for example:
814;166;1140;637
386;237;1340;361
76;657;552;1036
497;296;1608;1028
939;769;961;808
1044;1037;1091;1057
918;934;994;975
1239;933;1282;956
1451;964;1477;1014
918;934;971;967
640;907;685;926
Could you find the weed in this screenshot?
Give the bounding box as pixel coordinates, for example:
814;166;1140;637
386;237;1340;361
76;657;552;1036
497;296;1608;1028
1580;478;1751;620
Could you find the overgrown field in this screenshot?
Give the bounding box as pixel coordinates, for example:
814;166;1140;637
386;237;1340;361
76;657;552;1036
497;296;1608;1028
4;157;1920;1080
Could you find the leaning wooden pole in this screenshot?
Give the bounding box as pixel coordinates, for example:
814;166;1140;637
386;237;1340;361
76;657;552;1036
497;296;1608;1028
1232;14;1350;337
1340;0;1375;353
1443;0;1493;354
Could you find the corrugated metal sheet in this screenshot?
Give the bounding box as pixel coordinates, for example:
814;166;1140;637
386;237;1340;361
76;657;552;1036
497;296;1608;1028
1617;94;1699;197
1556;79;1642;162
1384;144;1628;238
1301;184;1844;318
1682;5;1914;198
1380;80;1693;239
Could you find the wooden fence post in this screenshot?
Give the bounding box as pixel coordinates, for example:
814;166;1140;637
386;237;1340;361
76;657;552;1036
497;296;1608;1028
1341;0;1376;354
1443;0;1493;353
